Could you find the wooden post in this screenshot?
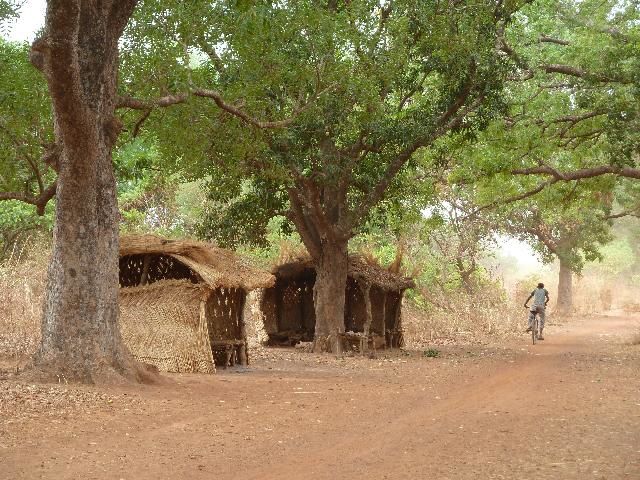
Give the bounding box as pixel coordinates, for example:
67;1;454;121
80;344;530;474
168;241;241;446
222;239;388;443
139;254;151;286
238;289;249;365
360;281;372;354
200;294;216;373
380;290;387;349
392;291;403;348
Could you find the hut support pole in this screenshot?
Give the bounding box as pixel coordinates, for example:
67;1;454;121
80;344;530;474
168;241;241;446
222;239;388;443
392;292;403;348
139;254;151;286
360;282;373;354
238;289;249;366
380;291;387;349
200;297;216;373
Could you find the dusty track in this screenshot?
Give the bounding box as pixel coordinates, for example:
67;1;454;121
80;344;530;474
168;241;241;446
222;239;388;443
1;313;639;479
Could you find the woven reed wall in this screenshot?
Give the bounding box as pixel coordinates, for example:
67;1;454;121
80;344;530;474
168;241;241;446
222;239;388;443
119;280;215;373
277;278;315;334
205;287;245;342
260;287;278;335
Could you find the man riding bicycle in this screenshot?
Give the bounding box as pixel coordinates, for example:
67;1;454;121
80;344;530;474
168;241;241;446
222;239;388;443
524;282;550;340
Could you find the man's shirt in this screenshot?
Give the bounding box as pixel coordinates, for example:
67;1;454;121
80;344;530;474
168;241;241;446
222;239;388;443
531;288;548;307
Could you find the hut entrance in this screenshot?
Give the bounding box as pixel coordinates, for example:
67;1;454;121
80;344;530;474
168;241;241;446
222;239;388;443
265;268;316;345
205;287;248;368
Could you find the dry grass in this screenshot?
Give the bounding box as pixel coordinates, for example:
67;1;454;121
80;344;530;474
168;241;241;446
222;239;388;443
402;294;524;348
11;240;626;364
0;240;48;362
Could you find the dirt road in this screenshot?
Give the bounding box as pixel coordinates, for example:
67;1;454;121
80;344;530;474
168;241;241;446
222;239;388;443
2;313;639;479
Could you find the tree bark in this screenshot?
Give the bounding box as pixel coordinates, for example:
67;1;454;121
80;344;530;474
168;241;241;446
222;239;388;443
26;1;154;384
287;177;351;354
556;258;573;314
311;240;349;354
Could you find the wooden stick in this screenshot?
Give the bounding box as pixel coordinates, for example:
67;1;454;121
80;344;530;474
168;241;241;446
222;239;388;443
139;254;151;286
360;282;373;354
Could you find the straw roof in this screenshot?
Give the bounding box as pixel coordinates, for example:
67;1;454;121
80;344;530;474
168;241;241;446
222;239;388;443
273;254;415;291
120;235;274;291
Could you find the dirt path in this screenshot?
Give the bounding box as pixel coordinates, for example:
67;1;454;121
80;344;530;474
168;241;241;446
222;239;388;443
1;313;639;479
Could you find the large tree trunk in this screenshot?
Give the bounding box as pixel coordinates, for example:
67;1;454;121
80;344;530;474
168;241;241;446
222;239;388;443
556;258;573;314
27;1;153;383
312;240;349;354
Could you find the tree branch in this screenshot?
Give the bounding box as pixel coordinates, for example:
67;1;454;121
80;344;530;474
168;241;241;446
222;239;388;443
605;209;640;220
542;64;631;83
115;93;189;137
546;110;606;138
470;178;559;215
192;85;334;129
538;35;570;46
116;93;189;110
511;165;640;180
0;179;57;215
351;79;482;227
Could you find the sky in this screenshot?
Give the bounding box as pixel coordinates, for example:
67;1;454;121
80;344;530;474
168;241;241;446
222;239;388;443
3;0;45;42
2;1;545;278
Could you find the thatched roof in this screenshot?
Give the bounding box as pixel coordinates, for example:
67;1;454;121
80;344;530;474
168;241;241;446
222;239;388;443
120;235;274;291
273;255;415;291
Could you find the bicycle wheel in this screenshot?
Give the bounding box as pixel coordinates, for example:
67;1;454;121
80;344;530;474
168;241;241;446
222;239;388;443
532;316;537;345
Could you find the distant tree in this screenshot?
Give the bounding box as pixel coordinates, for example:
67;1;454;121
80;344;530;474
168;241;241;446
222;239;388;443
502;182;615;313
421;188;498;294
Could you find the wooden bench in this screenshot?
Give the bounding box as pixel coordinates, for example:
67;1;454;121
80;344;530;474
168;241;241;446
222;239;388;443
211;340;247;368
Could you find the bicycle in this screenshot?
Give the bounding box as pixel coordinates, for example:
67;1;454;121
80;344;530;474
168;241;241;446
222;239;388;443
526;306;542;345
530;310;538;345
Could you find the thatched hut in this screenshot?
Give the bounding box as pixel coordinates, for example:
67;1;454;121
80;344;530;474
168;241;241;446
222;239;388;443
261;255;414;350
118;235;274;373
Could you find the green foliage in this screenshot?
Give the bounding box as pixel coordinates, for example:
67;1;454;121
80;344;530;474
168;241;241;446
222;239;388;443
452;0;640;183
0;39;53;197
591;239;635;276
115;137;205;236
497;180;615;273
423;348;440;358
0;1;18;34
0;39;55;254
197;176;290;248
0;200;53;259
120;0;520;248
439;1;640;276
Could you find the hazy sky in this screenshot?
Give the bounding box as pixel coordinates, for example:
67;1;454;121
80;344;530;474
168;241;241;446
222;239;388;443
3;0;45;42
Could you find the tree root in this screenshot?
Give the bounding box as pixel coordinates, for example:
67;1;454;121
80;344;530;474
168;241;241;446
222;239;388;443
20;349;162;385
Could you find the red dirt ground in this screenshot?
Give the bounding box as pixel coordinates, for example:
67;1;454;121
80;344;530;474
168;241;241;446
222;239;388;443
1;313;639;479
